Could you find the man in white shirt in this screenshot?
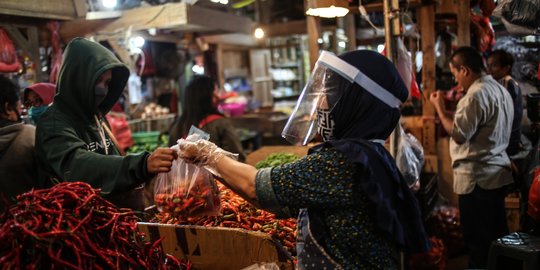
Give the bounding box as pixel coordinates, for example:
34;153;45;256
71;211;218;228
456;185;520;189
429;46;514;268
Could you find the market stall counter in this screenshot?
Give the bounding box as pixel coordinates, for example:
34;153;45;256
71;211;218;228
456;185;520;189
137;223;293;270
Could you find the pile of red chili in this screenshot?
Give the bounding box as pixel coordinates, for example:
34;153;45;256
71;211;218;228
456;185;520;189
0;182;191;269
154;181;220;217
154;183;297;255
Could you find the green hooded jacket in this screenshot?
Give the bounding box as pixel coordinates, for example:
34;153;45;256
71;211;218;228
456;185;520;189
35;38;151;197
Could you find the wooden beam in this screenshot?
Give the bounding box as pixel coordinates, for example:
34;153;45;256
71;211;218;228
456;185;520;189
1;24;42;81
260;21;307;37
216;44;224;88
306;15;321;71
107;38;131;68
435;0;459;14
457;0;470;46
188;5;254;35
203;33;259;47
419;4;437;156
345;14;356;50
0;0;85;20
355;0;421;12
60;18;115;43
61;3;254;41
73;0;87;18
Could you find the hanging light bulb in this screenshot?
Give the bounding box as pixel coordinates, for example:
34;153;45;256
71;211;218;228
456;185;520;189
254;27;265;39
131;36;145;48
305;0;349;18
101;0;118;9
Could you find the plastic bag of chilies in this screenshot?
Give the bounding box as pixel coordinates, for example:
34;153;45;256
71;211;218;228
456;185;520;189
396;124;424;191
153;128;221;217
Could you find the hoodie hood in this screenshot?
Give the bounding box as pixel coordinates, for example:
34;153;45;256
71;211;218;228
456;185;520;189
23;83;56;106
54;38;129;121
0;123;24;154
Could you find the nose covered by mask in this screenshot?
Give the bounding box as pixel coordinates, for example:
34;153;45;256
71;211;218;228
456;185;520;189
94;86;109;110
29;106;48;123
316;108;335;142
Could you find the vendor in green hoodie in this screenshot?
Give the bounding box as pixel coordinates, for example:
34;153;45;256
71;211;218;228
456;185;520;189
35;38;176;208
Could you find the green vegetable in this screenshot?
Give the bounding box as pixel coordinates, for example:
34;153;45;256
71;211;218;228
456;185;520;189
126;134;169;154
255;153;299;169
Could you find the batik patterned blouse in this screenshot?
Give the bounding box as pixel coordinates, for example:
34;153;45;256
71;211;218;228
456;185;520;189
256;146;398;269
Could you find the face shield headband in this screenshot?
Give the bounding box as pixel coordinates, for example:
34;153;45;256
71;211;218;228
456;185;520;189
281;51;402;145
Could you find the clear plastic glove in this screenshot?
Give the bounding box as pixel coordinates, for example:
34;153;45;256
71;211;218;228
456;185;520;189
177;134;238;175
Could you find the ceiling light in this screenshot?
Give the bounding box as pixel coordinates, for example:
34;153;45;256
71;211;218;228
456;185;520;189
131;36;145;48
305;0;349;18
254;27;265;39
101;0;117;9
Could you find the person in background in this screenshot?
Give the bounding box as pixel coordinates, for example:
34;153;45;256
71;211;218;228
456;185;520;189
0;76;38;202
177;50;430;269
487;49;523;157
430;47;514;268
168;75;246;162
23;82;56;124
35;38;176;210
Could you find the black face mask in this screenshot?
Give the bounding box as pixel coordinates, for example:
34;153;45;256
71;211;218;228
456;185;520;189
94;86;109;109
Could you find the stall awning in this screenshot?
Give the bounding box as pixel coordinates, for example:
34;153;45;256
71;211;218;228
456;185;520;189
61;2;255;41
0;0;86;20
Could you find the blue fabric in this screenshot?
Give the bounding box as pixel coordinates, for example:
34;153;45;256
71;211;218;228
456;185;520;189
505;78;523;156
296;209;341;270
28;106;48;123
316;50;430;253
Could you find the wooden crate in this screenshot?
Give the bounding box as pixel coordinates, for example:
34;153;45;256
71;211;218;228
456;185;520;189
505;195;521;233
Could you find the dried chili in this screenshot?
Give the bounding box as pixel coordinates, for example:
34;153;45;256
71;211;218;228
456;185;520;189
0;182;192;269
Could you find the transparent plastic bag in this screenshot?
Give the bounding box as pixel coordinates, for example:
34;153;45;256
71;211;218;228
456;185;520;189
396;124;424;190
493;0;540;35
177;126;238;177
153;127;221;217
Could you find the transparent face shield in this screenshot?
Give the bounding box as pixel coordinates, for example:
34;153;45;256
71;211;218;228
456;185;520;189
281;51;403;145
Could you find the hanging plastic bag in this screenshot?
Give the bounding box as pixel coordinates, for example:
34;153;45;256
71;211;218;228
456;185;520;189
527;167;540;220
153;128;221;217
397;38;421;100
47;21;62;84
105;113;134;152
493;0;540;35
0;27;21;73
471;12;495;53
396;124;424;190
502;0;540;28
382;40;421;99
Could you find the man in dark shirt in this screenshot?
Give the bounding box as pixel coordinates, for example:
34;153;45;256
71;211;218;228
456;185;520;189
487;49;523;156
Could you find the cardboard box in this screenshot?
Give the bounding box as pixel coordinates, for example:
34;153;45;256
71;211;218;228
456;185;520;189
137;222;293;270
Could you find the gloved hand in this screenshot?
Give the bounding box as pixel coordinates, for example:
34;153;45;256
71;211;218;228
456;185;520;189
177;134;238;175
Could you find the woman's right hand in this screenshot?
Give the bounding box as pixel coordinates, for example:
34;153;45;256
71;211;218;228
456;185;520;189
177;136;221;167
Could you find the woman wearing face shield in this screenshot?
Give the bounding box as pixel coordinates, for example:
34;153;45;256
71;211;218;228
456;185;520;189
178;50;430;269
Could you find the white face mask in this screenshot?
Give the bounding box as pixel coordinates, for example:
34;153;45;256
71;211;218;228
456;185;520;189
316;108;335;142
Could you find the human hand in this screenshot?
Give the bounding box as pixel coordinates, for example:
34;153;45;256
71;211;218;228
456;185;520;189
146;147;177;174
177;135;238;174
429;91;445;112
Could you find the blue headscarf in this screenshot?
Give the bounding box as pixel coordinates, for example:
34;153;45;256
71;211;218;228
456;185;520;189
315;50;430;253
